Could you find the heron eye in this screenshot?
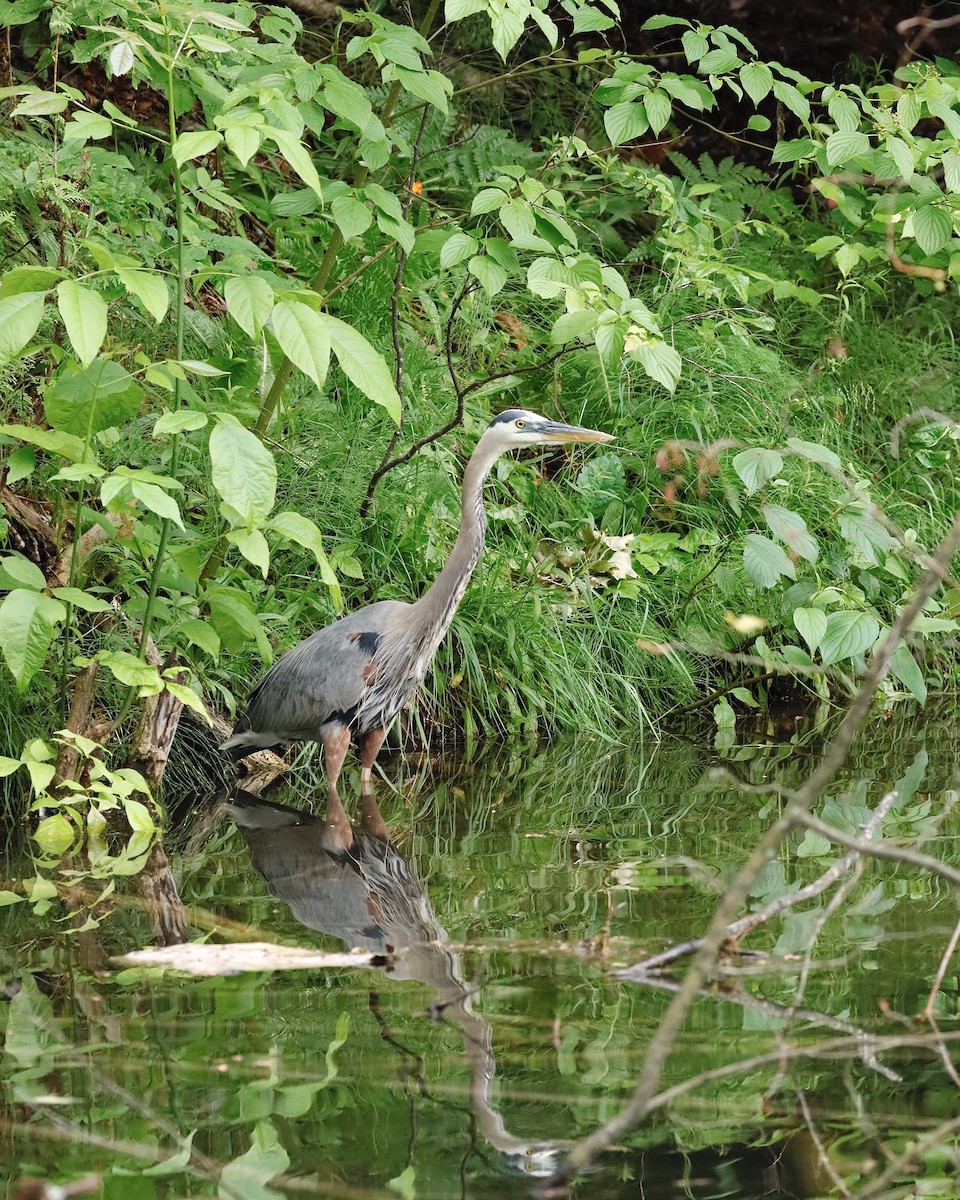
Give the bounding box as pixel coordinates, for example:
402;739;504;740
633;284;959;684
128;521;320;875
515;419;525;429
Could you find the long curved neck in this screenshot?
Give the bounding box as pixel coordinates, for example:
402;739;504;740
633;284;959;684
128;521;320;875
412;434;501;640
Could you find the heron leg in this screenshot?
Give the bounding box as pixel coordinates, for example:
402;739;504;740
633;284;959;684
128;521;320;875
358;727;388;839
321;725;353;852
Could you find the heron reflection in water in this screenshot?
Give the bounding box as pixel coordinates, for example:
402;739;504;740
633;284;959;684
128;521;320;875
228;789;566;1177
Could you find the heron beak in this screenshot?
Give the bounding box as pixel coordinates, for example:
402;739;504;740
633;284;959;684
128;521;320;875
540;421;613;444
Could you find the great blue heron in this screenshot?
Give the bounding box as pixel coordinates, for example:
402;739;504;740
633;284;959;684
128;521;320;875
221;409;612;808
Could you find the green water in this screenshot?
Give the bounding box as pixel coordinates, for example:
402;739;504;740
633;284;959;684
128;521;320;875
3;717;960;1198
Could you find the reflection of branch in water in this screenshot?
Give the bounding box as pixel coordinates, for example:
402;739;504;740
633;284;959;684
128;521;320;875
545;513;960;1189
229;789;568;1177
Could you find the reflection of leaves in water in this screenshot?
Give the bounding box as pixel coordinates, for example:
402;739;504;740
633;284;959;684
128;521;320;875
220;1120;289;1200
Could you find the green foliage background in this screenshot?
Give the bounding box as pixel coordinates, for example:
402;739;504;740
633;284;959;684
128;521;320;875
0;0;959;778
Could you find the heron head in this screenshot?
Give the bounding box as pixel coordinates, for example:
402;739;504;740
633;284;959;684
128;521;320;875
483;408;612;450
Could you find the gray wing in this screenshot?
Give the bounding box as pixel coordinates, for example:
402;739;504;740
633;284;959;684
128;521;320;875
227;600;409;747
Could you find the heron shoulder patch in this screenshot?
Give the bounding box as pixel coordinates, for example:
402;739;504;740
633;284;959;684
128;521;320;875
346;630;381;656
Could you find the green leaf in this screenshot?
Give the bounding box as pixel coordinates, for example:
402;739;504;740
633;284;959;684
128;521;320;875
272;301;330;390
912;204;952;256
793;607;827;654
840;508;891;566
444;0;486;17
116;268;168;323
819;610;880;666
468;254;507;296
324;315;401;425
889;642;926;704
4;445;34;485
131;480;184;528
498;198;536;241
762;504;818;563
164;681;212;723
34;813;76;856
98;650;164;692
633;339;682;393
0;266;59;298
223;122;261;165
268;511;342;609
44;360;143;436
225;275;275;339
681;29;709;62
230;528;271;577
56;280;108;366
897;90;920;132
180;618;220;658
264;128;324;199
50;587;112;612
825;130;870;166
0;589;66;690
739;61;772;105
152;410;208;437
0;423;86;462
743;534;796;589
206;586;273;660
1;554;45;589
470;187;508;215
643;90;672;136
771;79;810;123
550;309;597;344
439;232;479;269
785;437;840;468
171;129;223;167
0;891;22;905
220;1121;290;1200
732;447;783;493
388;1167;416;1200
393;65;451;113
490;4;525;58
330;195;373;240
321;70;374;130
698;46;741;75
11;89;68;117
0;291;46;363
209;419;277;528
604;101;649;145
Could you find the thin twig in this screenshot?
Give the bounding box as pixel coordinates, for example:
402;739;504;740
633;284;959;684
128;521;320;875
793;811;960;888
924;913;960;1020
544;512;960;1190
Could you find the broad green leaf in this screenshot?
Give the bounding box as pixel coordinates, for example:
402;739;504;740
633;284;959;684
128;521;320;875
0;291;46;363
164;681;212;724
223;122;261;165
889;642;926;705
230;528;270;577
272;301;330;389
699;46;740;75
34;814;75;855
264;128;323;199
393;66;451;113
897;90;920;132
4;445;34;484
0;266;59;297
50;587;112;612
116;268;168;322
322;70;374;130
44;360;143;436
324;315;401;425
131;480;184;528
444;0;486;17
1;554;45;589
11;90;67;116
785;437;840;468
63;109;113;142
98;650;164;692
220;1121;290;1200
643;90;672;136
268;511;342;609
468;254;507;295
742;534;796;589
912;204;952;256
470;187;507;215
819;610;879;666
224;275;275;339
771;79;810;123
171;129;223;167
209;419;277;528
682;29;709;62
0;756;20;777
793;606;827;654
732;447;783;493
180;618;220;658
206;586;273;659
943;150;960;194
108;39;135;76
490;4;525;58
439;232;479;269
604;101;648;145
825;130;870;166
633;339;682;393
739;61;772;105
0;891;22;905
330;195;373;240
153;410;208;437
499;198;536;241
56;280;108;365
0;423;85;462
839;508;891;566
0;589;66;690
762;504;818;563
550;309;597;344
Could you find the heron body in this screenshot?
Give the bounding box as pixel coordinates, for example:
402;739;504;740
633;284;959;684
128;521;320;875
221;409;611;803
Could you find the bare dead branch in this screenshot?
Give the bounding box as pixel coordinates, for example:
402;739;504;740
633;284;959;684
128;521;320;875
793;811;960;888
544;511;960;1189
